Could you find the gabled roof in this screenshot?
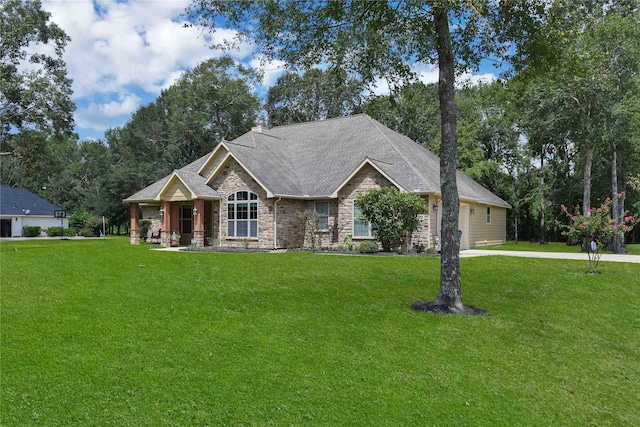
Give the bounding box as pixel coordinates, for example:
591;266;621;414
224;114;510;207
124;153;220;203
157;170;220;201
0;185;63;216
125;114;510;208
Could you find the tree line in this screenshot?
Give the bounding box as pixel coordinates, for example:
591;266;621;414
2;1;639;244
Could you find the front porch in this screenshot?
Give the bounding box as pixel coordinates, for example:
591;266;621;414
130;198;219;248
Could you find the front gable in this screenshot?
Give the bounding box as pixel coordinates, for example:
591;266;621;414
208;156;269;200
198;142;229;179
158;172;197;201
331;159;404;198
205;147;274;198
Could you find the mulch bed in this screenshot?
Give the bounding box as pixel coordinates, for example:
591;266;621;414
411;300;486;315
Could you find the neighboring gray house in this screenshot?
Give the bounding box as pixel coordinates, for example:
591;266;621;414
125;114;510;249
0;185;68;237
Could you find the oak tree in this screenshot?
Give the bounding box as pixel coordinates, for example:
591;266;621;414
186;0;547;314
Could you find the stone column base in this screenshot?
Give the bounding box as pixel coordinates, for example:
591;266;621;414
131;230;140;245
194;230;205;247
161;231;170;247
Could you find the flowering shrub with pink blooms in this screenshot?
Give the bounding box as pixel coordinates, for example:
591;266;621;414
560;196;638;273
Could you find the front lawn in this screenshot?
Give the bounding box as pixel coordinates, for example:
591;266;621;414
1;239;639;425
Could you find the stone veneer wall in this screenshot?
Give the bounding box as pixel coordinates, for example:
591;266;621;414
336;164;392;245
409;196;431;249
140;205;162;242
294;200;339;249
206;160;435;250
209;158;275;249
273;198;306;248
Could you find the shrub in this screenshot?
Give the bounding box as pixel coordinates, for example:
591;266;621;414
48;227;76;237
22;226;40;237
79;216;104;237
69;212;92;230
355;187;427;251
359;241;379;254
139;220;151;241
297;210;323;248
560;196;638;274
46;226;64;237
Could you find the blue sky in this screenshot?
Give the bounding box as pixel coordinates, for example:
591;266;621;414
43;0;498;142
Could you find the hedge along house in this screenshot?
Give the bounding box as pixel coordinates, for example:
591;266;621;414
125;114;510;250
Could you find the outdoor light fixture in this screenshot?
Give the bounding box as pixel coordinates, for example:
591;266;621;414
193;206;198;216
470;208;475;214
159;208;165;215
433;201;439;239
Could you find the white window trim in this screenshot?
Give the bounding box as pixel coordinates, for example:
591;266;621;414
353;200;372;238
227;190;258;238
315;201;329;231
486;206;491;225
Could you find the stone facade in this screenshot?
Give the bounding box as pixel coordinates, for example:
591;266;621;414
409;196;432;250
336;164;391;245
209;157;275;249
130;160;438;250
140;205;162;243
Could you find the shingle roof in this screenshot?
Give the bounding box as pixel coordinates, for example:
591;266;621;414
125;114;510;208
0;185;64;216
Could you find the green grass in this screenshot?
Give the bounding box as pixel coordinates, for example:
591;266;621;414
2;238;639;426
483;240;640;255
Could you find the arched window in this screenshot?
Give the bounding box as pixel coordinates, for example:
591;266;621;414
227;191;258;237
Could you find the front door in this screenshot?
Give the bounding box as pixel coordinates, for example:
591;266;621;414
180;204;193;245
459;204;470;250
1;219;11;237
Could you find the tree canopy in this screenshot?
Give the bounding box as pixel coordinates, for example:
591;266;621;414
0;0;75;143
186;0;550;313
266;68;363;127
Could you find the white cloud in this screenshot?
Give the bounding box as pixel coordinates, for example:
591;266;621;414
41;0;231;138
456;72;497;87
39;1;499;140
75;93;142;131
249;55;287;89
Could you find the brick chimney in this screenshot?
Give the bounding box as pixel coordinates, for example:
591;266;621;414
251;119;265;133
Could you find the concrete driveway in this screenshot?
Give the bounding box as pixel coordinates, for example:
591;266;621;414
461;249;640;264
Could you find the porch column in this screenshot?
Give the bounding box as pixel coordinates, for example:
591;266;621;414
193;199;205;247
170;203;180;232
160;201;171;247
130;203;140;245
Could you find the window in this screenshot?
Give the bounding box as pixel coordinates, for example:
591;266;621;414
486;206;491;224
315;202;329;230
353;202;372;237
180;204;192;234
227;191;258;237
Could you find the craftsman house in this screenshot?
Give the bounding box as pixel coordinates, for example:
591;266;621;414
125;114;510;250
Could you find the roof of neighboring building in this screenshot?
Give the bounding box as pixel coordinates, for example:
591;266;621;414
125;114;510;208
0;185;64;216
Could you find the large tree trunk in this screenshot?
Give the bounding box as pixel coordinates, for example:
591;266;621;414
580;143;594;251
411;7;483;315
583;143;593;216
539;147;546;244
610;149;626;254
434;7;463;311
